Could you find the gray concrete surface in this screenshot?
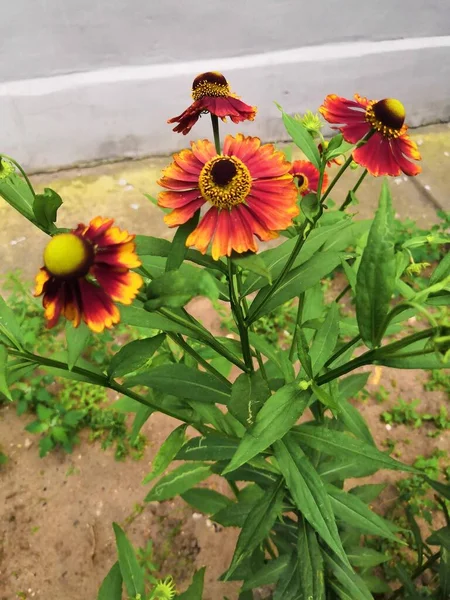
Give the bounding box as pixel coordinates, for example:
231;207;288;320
1;123;448;283
1;2;450;171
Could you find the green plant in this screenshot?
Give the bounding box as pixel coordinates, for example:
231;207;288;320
1;76;450;599
382;397;450;433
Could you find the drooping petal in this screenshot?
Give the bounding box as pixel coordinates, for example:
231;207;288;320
78;278;121;333
94;240;142;269
92;266;143;304
353;133;401;176
185;207;219;254
237;204;279;242
390;136;422;176
34;268;51;296
211;209;231;260
163;198;205;227
228;208;258;255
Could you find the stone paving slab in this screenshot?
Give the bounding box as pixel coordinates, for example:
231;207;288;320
1;123;448;281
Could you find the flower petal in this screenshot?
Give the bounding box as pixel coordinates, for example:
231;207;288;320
158;189;202;209
92;266;143;305
390;136;422;177
186;207;219;254
78;279;120;333
163;198;205;227
211;209;231;260
190;139;217;165
34;268;51;296
94;241;142;269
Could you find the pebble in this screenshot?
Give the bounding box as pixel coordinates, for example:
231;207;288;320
24;438;33;449
118;178;128;186
385;424;392;431
130;203;140;210
424;185;431;191
192;512;202;521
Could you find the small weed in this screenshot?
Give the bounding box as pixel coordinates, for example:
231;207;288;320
382;397;450;432
424;369;450;394
374;385;390;404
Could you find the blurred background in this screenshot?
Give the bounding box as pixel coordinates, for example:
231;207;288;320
1;0;450;172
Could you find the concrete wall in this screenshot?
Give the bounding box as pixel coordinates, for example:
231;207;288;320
1;1;450;171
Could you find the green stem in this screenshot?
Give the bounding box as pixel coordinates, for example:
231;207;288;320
157;306;248;372
227;259;254;371
210;114;221;154
1;154;36;200
334;283;351;304
339;168;368;211
168;333;230;386
228;480;240;499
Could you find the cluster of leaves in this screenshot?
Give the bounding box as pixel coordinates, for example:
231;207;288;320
382;397;450;434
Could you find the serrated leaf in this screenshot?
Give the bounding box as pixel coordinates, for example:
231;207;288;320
108;333;165;378
356;180;396;347
65;321;91;370
274;435;348;563
97;561;122;600
229;371;271;427
225;478;284;579
127;363;231;405
223;386;311;474
142;424;187;484
112;523;145;598
181;488;232;515
145;462;212;502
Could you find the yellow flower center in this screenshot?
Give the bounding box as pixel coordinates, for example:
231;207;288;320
296;174;309;194
365;98;406;138
192;71;230;101
199;156;252;209
44;233;93;278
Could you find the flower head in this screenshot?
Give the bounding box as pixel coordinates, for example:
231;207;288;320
290;160;328;196
320;94;421;177
153;576;176;600
295;110;323;137
158;134;298;259
34;217;143;332
0;159;14;180
168;71;257;135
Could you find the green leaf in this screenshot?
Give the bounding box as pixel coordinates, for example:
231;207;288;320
65;321;91;370
135;234;172;257
272;552;299;600
301;193;321;222
33;188;62;231
130;404;153;443
242;218;351;295
356;180;396;348
360;574;392;594
310;303;340;375
430;252;450;285
297;518;326;600
146;269;219;310
323;547;374;600
213;485;265;527
223;386;311;474
248;332;294;383
426;477;450;501
181;488;232;515
440;545;450;598
0;172;35;222
187;400;244;437
108;333;165;378
349;483;386;504
232;253;272;284
177;567;206;600
166;212;199;271
241;554;291;591
0;294;24;349
280;110;321;168
145;462;212;502
318;455;378;482
311;382;340;412
112;522;145;598
0;345;12;400
142;424;187;484
39;436;55;457
249;251;341;321
293;424;416;473
229;371;271;427
127;363;231;404
26;420;48;434
225;479;284;579
297;328;313;379
339;396;374;445
339;373;370;401
376;348;448;369
177;434;239;461
326;137;354;160
274;435;348;563
119;304;192;336
327;484;400;543
427;526;450;550
97;561;122;600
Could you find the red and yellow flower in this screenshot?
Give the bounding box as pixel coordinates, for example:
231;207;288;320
34;217;143;332
158;134;299;259
290;160;328;196
320;94;421;177
168;72;257;135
